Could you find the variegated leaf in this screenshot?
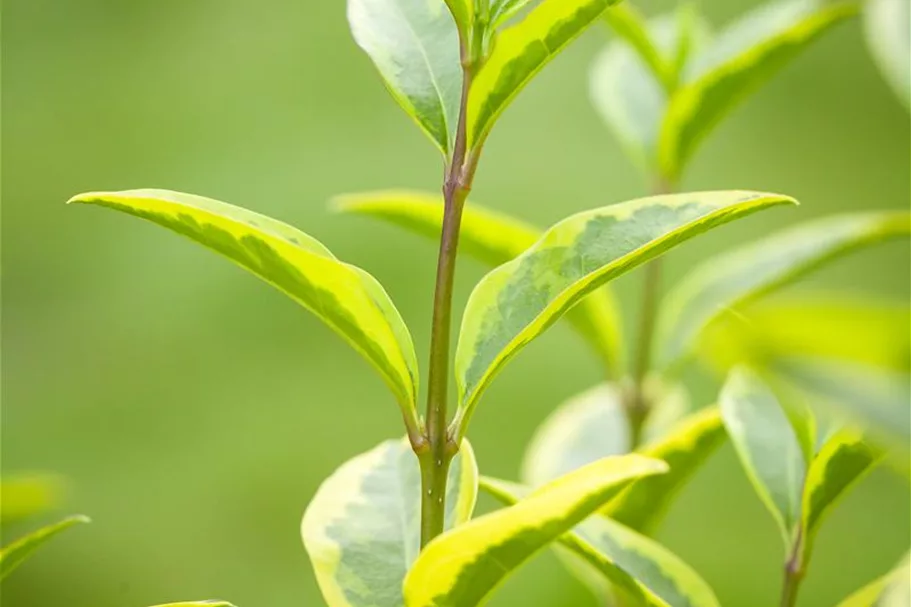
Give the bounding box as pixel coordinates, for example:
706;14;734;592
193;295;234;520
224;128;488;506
657;211;911;370
403;454;667;607
798;431;880;565
348;0;462;154
301;438;478;607
467;0;622;149
720;367;805;548
479;476;721;607
659;0;859;179
603;406;726;533
0;515;90;580
454;191;796;438
334;190;625;376
69;190;421;436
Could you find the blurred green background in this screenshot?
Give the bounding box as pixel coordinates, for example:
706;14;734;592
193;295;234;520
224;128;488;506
3;0;909;605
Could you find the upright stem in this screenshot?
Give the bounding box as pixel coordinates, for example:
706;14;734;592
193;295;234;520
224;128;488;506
418;46;479;549
624;177;673;447
780;531;805;607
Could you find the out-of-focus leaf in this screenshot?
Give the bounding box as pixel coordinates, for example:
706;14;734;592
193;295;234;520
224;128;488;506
0;474;63;525
403;455;667;607
799;431;880;565
657;211;911;370
148;603;238;607
603;406;726;533
467;0;621;149
770;357;911;463
489;0;537;29
348;0;462;154
454;191;795;438
335;190;625;376
602;4;674;87
69;190;421;435
697;293;911;375
660;0;859;180
301;438;478;607
837;553;911;607
864;0;910;108
479;476;721;607
720;367;805;547
0;515;90;580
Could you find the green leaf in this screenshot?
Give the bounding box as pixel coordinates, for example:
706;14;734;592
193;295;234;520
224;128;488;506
697;293;911;375
603;406;727;533
657;211;911;370
770;358;911;462
659;0;859;180
0;474;64;525
489;0;536;29
719;367;805;547
864;0;910;108
69;190;421;437
443;0;473;39
467;0;621;149
590;15;674;172
348;0;462;154
479;476;721;607
0;515;90;580
148;603;237;607
301;437;478;607
454;191;796;436
837;553;911;607
602;4;674;88
334;190;625;376
520;380;690;487
799;431;880;566
403;454;667;607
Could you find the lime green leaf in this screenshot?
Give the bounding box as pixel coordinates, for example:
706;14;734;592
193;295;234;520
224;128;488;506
660;0;859;180
348;0;462;154
720;367;805;547
443;0;473;38
657;211;911;370
335;190;625;376
479;476;721;607
697;293;911;375
864;0;910;108
520;380;690;487
603;406;726;533
403;454;667;607
69;190;421;436
467;0;621;149
148;603;237;607
770;358;911;462
837;553;911;607
0;515;90;580
0;474;64;524
454;191;796;436
301;437;477;607
799;431;879;565
602;5;673;87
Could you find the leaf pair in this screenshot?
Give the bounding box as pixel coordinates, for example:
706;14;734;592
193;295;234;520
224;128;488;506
591;0;858;180
300;437;663;607
348;0;626;156
338;189;796;440
720;368;881;573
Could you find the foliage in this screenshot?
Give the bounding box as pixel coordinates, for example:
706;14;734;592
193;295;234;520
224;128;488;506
61;0;909;605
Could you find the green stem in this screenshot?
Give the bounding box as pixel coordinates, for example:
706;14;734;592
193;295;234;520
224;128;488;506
780;531;806;607
624;177;673;447
418;41;480;549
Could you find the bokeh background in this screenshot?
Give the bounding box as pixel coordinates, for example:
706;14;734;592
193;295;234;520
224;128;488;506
3;0;909;605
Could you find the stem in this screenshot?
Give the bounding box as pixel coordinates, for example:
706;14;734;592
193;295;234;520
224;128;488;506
624;177;673;447
418;42;480;549
780;531;805;607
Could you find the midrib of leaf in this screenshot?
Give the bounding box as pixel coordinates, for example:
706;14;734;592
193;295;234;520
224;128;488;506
389;0;456;151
